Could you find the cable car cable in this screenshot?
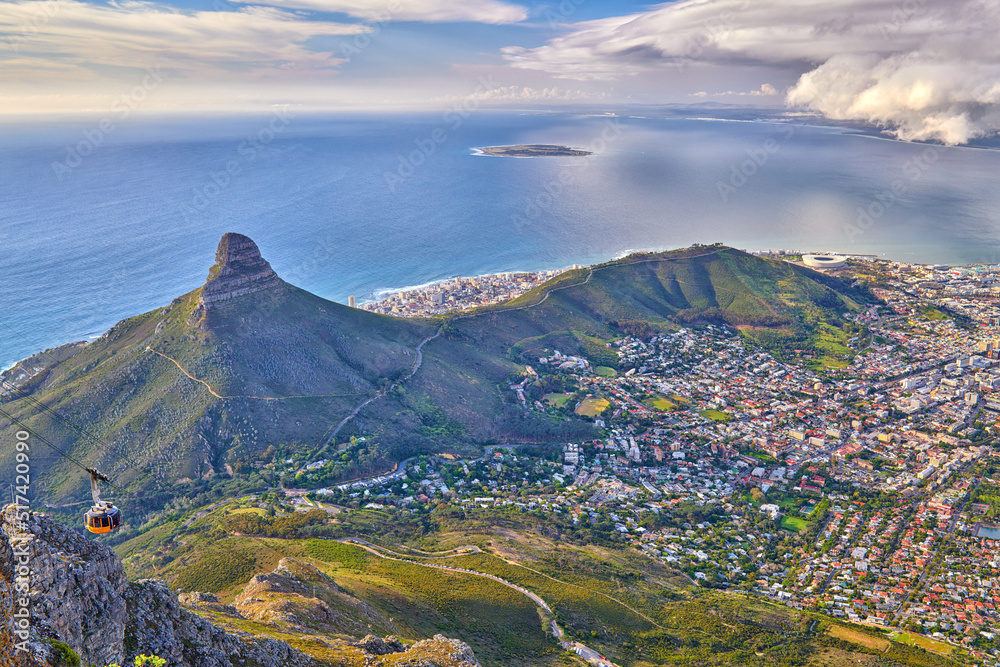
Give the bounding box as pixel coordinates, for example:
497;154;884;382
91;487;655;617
0;378;142;484
0;404;98;479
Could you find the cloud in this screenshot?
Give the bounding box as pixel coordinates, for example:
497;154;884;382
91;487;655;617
438;84;605;104
787;53;1000;144
503;0;1000;144
231;0;528;24
692;83;778;98
0;0;368;78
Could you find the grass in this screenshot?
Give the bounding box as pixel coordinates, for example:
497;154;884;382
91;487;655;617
575;398;610;417
229;507;265;515
171;539;267;594
543;393;572;408
888;631;957;657
118;498;960;667
594;366;617;377
645;396;675;411
305;542;556;664
827;623;890;650
919;306;948;321
699;409;733;422
781;515;809;532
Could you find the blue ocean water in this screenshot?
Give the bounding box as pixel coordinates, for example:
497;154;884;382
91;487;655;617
2;110;1000;369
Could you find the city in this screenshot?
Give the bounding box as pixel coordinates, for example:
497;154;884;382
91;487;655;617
289;255;1000;664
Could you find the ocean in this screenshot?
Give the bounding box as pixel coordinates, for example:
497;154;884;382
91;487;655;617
2;110;1000;369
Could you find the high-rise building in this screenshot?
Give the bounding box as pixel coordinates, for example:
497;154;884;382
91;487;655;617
348;296;356;308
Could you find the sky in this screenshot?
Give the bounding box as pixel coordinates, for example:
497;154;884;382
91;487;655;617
1;0;999;144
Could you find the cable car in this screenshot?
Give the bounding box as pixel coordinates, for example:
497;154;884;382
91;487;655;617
84;468;121;535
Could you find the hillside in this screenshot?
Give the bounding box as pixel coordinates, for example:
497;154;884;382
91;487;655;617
441;244;872;369
0;237;872;515
114;497;957;667
0;504;482;667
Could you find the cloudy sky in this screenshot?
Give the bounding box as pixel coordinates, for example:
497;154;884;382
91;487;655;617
2;0;998;143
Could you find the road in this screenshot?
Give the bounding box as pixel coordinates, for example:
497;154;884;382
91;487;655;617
893;468;982;617
307;328;442;466
338;538;623;667
331;442;554;492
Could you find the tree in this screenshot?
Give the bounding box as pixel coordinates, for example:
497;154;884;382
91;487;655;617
105;656;167;667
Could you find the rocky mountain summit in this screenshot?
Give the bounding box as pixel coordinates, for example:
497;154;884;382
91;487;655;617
0;507;480;667
199;232;282;307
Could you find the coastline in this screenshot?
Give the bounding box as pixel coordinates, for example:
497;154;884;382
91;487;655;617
0;245;970;374
470;144;594;158
469;147;541;158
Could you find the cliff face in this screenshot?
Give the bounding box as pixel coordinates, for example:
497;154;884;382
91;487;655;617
199;233;282;307
0;516;45;667
0;507;481;667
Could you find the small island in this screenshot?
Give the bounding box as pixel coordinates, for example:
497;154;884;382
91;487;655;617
475;144;593;157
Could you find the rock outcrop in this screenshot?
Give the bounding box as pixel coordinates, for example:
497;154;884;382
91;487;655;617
0;507;321;667
125;580;318;667
199;232;281;307
0;507;481;667
1;505;126;667
233;558;394;636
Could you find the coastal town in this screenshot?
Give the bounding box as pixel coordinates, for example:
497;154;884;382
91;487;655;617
296;254;1000;664
358;268;575;316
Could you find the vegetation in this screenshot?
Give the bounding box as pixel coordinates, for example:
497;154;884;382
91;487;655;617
1;245;875;533
48;640;80;667
575;398;610;417
699;409;733;422
780;515;808;532
221;508;329;538
115;498;957;667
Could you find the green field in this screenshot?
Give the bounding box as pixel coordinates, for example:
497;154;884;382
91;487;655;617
542;393;572;408
594;366;617;377
645;396;675;411
699;409;733;422
889;631;958;657
780;515;808;532
918;306;949;321
576;397;611;417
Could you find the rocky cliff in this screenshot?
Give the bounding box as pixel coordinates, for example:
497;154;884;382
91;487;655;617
0;507;480;667
199;232;282;307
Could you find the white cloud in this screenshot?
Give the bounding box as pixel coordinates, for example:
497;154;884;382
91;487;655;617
787;53;1000;144
0;0;368;77
692;83;778;98
232;0;528;24
439;84;605;103
503;0;1000;144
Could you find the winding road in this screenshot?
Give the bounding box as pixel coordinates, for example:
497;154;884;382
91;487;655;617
308;328;442;465
336;538;622;667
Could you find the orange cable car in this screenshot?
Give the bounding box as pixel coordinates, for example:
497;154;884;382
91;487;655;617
84;468;121;535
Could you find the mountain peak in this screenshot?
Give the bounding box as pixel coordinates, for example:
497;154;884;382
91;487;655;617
200;233;281;306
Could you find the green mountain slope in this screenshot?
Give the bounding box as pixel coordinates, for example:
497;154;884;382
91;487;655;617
0;237;872;509
439;244;871;368
118;500;956;667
